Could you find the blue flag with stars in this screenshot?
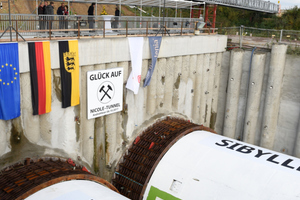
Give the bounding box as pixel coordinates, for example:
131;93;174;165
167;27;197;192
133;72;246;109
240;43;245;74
0;43;20;120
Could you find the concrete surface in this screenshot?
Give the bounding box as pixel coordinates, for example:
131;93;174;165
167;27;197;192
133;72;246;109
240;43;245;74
1;36;300;183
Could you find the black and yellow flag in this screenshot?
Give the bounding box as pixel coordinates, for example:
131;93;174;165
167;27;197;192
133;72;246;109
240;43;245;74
58;40;80;108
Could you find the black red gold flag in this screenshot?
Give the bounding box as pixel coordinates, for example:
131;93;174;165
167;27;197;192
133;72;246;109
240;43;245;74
28;41;51;115
58;40;80;108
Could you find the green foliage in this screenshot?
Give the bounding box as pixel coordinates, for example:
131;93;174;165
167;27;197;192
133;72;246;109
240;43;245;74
217;5;300;31
126;5;300;31
287;45;300;55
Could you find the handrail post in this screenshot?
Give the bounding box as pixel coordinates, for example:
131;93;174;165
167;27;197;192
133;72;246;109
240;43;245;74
103;20;105;38
239;25;243;48
49;20;52;40
16;20;18;41
77;20;80;39
126;20;128;37
180;21;183;36
146;21;148;36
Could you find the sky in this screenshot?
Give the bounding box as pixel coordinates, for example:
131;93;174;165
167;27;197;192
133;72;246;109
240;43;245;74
270;0;300;9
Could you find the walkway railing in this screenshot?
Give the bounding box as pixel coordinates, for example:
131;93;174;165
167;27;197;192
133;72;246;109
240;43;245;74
218;26;300;48
0;14;218;41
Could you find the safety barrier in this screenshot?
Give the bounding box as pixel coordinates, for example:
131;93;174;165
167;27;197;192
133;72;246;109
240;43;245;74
0;14;217;41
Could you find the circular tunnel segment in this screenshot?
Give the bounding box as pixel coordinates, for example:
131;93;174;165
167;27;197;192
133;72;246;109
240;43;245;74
112;117;215;200
0;157;127;200
114;118;300;200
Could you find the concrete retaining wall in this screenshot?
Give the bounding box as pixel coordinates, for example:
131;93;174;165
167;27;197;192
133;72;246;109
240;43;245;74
0;35;227;181
1;37;299;182
216;45;300;159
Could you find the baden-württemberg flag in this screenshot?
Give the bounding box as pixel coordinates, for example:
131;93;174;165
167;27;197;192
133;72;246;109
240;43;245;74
28;41;52;115
0;43;20;120
58;40;80;108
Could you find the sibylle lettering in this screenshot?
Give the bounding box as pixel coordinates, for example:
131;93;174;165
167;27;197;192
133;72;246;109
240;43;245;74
215;139;300;171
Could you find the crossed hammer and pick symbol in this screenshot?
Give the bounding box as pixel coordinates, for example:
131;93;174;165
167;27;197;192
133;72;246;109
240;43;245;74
99;84;113;101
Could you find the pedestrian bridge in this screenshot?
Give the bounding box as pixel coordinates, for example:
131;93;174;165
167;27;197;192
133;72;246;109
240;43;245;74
194;0;279;13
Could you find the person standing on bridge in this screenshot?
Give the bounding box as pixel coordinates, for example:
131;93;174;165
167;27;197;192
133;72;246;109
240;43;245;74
57;3;65;31
113;6;120;29
43;1;48;29
63;5;69;33
45;2;54;30
88;3;95;32
38;2;44;30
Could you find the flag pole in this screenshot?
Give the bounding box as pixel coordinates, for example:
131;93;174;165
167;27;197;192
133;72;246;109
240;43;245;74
155;0;169;36
8;0;12;41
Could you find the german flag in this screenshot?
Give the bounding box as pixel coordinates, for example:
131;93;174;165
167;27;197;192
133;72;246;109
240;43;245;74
58;40;80;108
28;41;51;115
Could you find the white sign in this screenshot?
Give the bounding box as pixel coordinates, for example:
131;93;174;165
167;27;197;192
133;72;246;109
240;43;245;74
87;68;123;119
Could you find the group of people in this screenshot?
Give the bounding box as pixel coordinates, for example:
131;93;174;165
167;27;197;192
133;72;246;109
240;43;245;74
38;1;69;30
38;2;120;32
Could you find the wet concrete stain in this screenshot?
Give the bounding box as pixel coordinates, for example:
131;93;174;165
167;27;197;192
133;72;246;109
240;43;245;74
174;75;181;89
161;76;165;85
53;70;62;103
210;112;217;130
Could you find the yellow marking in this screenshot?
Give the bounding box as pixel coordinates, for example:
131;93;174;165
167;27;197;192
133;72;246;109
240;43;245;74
14;77;17;80
15;72;18;75
1;65;3;68
5;63;8;66
10;64;12;67
14;68;16;70
11;81;13;83
3;82;5;85
0;79;2;82
7;83;9;85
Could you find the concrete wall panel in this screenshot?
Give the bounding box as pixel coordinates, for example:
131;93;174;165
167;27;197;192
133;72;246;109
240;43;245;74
207;53;217;128
215;51;230;134
192;54;204;124
20;72;40;144
211;52;223;130
243;53;266;145
80;65;95;164
164;57;175;111
200;54;210;126
223;49;244;139
21;36;300;181
172;56;182;111
156;58;166;112
260;45;287;149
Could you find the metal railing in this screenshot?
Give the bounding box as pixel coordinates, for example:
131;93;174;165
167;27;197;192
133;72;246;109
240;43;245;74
218;25;300;48
0;14;217;41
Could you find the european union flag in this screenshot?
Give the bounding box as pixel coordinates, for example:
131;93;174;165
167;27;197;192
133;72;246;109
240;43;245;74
0;43;20;120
